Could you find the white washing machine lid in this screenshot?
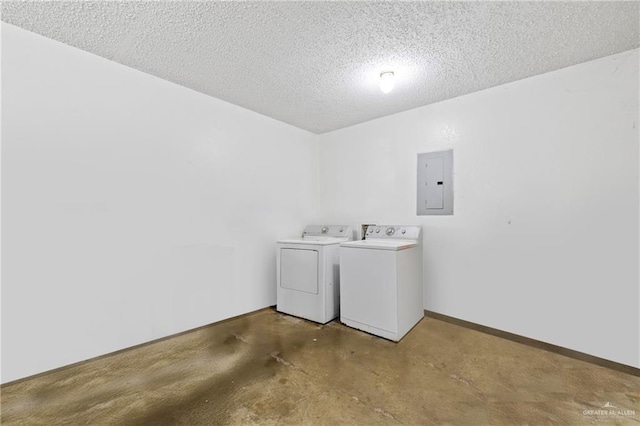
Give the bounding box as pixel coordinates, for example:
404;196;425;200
277;237;350;246
340;239;419;251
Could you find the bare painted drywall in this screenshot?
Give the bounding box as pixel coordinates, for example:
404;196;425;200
2;21;638;383
1;24;319;383
319;49;639;368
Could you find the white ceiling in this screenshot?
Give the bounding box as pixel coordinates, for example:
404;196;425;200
3;1;639;134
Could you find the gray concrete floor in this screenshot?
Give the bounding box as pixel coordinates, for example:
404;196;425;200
2;308;639;425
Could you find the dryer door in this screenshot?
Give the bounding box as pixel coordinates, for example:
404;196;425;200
280;248;319;294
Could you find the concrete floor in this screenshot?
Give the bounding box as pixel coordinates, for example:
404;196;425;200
2;308;639;425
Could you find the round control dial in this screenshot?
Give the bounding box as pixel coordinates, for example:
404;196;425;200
321;226;328;234
385;227;395;236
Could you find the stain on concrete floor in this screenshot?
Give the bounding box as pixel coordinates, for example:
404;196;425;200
2;308;639;425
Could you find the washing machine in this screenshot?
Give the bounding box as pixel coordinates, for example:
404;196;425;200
340;225;423;341
277;225;353;324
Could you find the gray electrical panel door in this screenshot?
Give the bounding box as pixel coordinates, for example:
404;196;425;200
417;150;453;215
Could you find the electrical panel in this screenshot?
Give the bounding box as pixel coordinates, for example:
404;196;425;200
417;150;453;215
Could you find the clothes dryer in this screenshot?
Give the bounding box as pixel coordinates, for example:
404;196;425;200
277;225;352;323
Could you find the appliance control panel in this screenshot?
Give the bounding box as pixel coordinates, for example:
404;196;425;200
365;225;422;241
303;225;353;238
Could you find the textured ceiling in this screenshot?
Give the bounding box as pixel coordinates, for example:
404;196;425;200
2;1;639;134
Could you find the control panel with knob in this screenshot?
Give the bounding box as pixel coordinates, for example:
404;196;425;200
362;226;421;241
302;225;353;238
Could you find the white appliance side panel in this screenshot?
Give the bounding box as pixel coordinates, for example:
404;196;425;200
340;247;397;333
397;246;424;339
325;245;341;321
280;249;318;294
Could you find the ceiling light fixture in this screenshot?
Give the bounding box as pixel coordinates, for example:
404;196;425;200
379;71;395;94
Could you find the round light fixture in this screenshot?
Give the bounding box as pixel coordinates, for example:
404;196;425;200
379;71;395;94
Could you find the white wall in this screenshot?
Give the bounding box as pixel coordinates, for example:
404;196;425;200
1;23;319;383
319;49;639;368
2;22;638;384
